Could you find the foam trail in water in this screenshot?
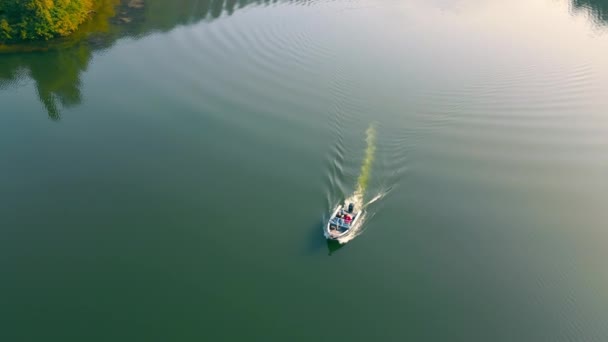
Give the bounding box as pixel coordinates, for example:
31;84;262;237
355;124;377;197
336;124;378;244
364;193;383;207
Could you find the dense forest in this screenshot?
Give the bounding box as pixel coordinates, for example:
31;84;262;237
0;0;96;42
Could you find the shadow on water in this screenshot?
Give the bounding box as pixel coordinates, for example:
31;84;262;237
326;239;346;256
571;0;608;25
0;0;307;120
303;217;347;257
302;219;347;257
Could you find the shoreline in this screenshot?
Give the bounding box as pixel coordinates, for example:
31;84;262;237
0;0;141;54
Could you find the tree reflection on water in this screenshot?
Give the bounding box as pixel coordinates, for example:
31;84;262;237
571;0;608;26
2;0;606;120
0;0;262;120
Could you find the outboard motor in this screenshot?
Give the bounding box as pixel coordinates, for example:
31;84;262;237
348;203;354;213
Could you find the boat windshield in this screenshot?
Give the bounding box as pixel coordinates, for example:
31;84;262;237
331;217;351;228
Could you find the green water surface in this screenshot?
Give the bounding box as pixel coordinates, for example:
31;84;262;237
2;0;608;341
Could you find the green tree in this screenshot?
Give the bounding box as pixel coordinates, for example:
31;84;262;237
0;0;95;42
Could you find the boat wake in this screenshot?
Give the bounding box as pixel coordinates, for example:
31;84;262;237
329;124;386;244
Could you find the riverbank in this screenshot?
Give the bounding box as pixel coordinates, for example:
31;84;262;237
0;0;142;53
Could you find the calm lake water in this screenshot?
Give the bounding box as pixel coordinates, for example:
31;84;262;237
2;0;608;341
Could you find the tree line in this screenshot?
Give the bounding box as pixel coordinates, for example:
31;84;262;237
0;0;95;42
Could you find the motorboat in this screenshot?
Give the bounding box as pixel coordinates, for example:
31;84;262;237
325;202;362;240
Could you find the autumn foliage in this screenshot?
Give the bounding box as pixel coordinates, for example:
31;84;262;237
0;0;95;41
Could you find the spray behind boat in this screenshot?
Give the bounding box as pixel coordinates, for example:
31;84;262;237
344;123;377;214
326;123;379;244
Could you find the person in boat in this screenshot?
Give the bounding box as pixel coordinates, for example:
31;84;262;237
344;214;352;223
